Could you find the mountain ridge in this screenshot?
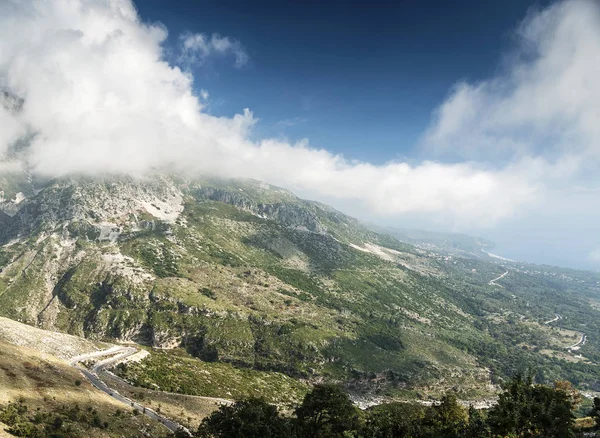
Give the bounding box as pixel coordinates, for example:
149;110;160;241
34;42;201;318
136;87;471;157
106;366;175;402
1;172;600;403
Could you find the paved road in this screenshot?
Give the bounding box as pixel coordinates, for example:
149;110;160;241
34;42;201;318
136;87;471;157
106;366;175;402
541;314;587;352
70;347;191;436
489;270;508;287
91;347;137;373
544;314;562;325
568;333;587;351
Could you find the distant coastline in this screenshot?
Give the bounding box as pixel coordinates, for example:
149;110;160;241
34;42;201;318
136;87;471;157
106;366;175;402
481;249;515;262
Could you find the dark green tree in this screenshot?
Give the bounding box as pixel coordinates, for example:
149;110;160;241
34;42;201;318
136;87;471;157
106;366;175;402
488;373;574;437
465;405;490;438
362;402;425;437
589;397;600;428
420;392;468;438
52;415;64;430
295;384;360;437
528;385;573;437
196;398;290;438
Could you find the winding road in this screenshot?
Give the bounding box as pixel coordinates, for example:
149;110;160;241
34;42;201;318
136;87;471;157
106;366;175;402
567;333;587;351
489;270;508;287
544;314;562;325
69;347;190;436
485;270;590;354
542;313;586;352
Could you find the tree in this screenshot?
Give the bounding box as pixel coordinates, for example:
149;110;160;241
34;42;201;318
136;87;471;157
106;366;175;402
173;427;193;438
7;421;38;437
529;385;573;437
488;373;574;437
196;398;290;438
52;415;64;430
488;373;533;437
465;406;490;438
554;380;582;410
420;392;468;438
589;397;600;428
295;384;360;437
362;402;425;437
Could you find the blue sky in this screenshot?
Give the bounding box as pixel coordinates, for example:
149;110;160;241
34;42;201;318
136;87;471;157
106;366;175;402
136;0;550;164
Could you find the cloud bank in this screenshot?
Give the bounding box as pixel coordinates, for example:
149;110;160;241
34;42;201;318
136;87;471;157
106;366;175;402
424;0;600;165
0;0;599;229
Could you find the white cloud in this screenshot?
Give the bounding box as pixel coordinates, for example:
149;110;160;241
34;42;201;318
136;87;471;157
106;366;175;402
424;0;600;165
0;0;599;230
180;32;248;68
0;160;22;174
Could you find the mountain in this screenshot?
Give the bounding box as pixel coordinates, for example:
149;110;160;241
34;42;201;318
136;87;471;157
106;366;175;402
1;173;600;403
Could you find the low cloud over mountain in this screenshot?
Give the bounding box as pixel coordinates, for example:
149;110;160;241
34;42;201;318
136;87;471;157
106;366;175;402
1;0;600;239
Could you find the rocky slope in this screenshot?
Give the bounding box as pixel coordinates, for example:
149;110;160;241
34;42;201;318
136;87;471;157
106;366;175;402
1;172;600;399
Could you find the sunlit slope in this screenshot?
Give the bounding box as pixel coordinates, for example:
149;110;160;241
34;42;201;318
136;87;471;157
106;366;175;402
0;338;170;437
1;175;600;398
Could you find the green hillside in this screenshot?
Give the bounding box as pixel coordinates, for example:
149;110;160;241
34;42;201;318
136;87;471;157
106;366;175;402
1;173;600;402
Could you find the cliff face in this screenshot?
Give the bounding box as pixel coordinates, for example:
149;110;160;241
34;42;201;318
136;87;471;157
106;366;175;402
197;187;326;233
2;176;183;240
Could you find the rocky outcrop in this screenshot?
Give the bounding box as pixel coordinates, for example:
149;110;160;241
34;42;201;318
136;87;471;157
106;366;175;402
257;203;325;233
196;187;326;233
1;175;183;242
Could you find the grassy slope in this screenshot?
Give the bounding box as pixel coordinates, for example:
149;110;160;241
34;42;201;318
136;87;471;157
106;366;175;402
116;349;308;405
2;176;600;403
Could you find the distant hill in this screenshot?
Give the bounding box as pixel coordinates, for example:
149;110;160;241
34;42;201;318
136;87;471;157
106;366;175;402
373;225;495;257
